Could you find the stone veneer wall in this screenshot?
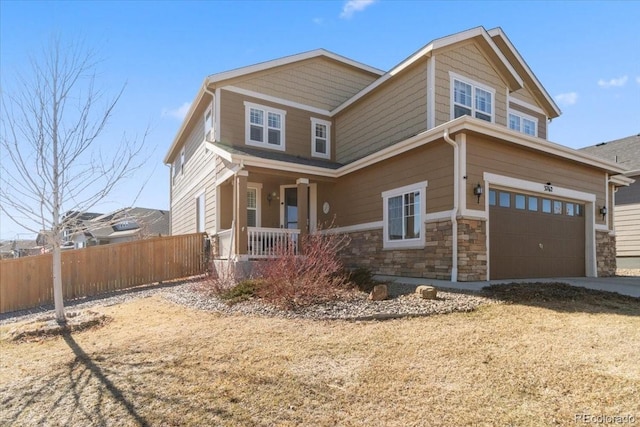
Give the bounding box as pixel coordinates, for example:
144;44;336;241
457;218;487;281
340;219;453;280
596;231;616;277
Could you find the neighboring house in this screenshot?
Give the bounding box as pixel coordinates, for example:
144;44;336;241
164;26;631;281
580;134;640;268
61;207;170;248
0;239;42;258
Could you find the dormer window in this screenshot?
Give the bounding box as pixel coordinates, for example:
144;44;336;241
244;101;286;151
450;73;494;123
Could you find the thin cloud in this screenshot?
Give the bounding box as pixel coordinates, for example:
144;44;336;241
555;92;578;107
161;102;191;120
636;76;640;86
312;17;324;25
597;75;628;88
340;0;375;19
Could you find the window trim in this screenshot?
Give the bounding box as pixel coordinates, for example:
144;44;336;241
508;110;538;137
244;101;286;151
449;72;495;123
310;118;331;159
382;181;428;249
204;102;213;141
180;148;185;175
247;183;262;228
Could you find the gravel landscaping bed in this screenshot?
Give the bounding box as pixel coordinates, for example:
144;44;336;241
163;282;499;321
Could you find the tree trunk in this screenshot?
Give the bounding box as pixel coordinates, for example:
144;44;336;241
52;244;65;324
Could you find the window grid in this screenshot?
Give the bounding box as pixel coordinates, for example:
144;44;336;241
452;77;493;122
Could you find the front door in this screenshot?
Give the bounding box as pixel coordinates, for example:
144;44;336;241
283;187;298;229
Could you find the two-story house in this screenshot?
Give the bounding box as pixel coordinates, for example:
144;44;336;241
164;27;632;281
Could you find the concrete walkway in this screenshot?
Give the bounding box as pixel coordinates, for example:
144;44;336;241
375;275;640;298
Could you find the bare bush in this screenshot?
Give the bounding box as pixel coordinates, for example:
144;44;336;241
256;228;352;309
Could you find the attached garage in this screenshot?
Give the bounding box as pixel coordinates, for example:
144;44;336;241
489;188;585;279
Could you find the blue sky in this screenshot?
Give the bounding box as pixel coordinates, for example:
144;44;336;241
1;0;639;239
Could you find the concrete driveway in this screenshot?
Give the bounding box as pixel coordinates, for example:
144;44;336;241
377;275;640;298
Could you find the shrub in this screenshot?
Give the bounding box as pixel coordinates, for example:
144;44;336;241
219;279;264;304
347;267;377;293
256;226;352;309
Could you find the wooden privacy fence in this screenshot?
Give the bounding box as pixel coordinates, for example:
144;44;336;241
0;233;207;314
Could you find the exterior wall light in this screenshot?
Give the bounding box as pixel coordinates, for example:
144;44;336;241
473;183;483;204
267;191;278;206
599;206;607;220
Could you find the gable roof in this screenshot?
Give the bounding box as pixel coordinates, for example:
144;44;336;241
205;49;384;86
579;133;640;174
487;27;561;118
333;26;525;115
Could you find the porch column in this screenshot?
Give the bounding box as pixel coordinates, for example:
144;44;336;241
297;178;309;253
235;170;249;257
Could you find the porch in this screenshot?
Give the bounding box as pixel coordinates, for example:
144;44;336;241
212;168;325;260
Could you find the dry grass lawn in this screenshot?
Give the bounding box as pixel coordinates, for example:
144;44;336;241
1;289;639;426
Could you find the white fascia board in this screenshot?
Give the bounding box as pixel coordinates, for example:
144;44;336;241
508;96;546;115
332;74;392;115
163;84;207;164
206;142;233;162
454;117;629;174
484;172;597;203
206;49;383;85
610;174;635;186
224;86;332;116
487;28;562;117
235;155;337;178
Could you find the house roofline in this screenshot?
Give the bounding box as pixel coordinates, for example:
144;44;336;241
205;48;384;86
487;27;561;118
211;116;628;180
332;26;524;116
163;83;208;164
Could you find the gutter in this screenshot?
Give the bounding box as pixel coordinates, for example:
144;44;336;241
443;128;458;282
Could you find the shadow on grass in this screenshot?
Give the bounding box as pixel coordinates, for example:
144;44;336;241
61;331;150;427
481;282;640;316
2;329;234;426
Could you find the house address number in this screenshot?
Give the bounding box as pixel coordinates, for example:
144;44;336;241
544;184;553;192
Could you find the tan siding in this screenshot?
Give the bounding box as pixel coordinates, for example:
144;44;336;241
225;57;379;111
510;84;538;106
335;60;428;164
434;41;508;128
509;102;547;139
171;113;222;235
331;141;453;226
465;134;607;225
615;203;640;256
220;89;333;160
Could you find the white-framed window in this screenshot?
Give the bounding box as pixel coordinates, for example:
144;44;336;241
180;148;186;175
450;72;495;123
204;102;213;141
247;183;262;227
508;111;538;137
247;188;257;227
244;101;286;151
310;118;331;159
196;192;205;232
382;181;428;249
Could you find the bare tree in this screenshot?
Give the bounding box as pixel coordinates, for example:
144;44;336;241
0;36;147;324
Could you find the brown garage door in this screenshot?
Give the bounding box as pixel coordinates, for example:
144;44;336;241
489;189;585;279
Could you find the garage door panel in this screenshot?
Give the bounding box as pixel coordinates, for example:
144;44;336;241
490;189;585;279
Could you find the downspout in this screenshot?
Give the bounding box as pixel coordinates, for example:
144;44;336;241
443;129;458;282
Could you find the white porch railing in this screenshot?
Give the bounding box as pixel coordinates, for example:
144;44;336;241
248;227;300;258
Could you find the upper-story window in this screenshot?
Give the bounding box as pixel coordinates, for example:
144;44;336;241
450;72;494;123
311;118;331;159
180;148;185;175
244;101;286;151
204;103;213;141
508;111;538;137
